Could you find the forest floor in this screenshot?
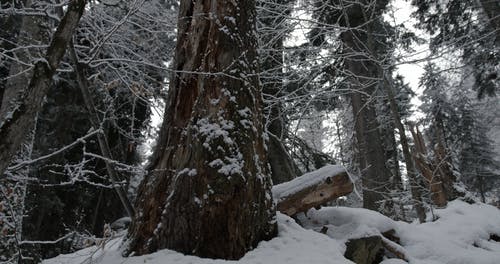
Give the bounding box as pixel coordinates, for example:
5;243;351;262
45;200;500;264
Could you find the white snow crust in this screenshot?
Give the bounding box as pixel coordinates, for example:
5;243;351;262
45;200;500;264
272;164;345;202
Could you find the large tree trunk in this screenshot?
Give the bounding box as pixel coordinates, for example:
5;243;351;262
125;0;277;259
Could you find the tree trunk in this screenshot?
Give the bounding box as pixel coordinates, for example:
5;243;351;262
125;0;277;259
408;124;447;208
0;0;49;116
340;22;392;212
67;41;135;218
0;0;86;178
0;0;24;110
433;122;460;200
382;79;427;222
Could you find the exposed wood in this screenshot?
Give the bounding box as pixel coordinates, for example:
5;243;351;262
0;0;87;178
273;166;353;216
408;124;448;208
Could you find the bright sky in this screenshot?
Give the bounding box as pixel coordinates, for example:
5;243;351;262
389;0;430;120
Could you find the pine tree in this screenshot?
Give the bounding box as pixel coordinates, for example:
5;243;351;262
457;98;500;202
412;0;499;98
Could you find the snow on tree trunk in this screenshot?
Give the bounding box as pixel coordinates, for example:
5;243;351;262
125;0;277;259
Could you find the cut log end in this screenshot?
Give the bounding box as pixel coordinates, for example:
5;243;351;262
273;166;353;216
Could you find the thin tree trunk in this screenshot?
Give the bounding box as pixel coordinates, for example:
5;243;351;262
126;0;277;259
0;0;87;178
67;41;135;218
382;78;427;222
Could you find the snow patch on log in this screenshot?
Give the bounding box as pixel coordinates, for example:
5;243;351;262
272;165;353;215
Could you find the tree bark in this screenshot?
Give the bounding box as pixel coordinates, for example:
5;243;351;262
126;0;277;259
0;0;87;178
273;166;353;216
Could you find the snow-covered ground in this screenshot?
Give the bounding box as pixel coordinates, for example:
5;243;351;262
45;200;500;264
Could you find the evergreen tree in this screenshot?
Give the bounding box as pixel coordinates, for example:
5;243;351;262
457;97;500;202
412;0;499;98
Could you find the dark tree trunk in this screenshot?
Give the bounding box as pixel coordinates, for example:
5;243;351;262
0;0;24;110
337;0;392;213
0;0;86;178
126;0;277;259
0;0;49;116
341;37;391;212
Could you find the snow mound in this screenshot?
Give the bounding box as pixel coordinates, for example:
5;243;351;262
394;200;500;264
44;200;500;264
44;213;353;264
301;200;500;264
299;206;396;242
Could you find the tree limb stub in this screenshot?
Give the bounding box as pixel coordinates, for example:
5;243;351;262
273;165;353;216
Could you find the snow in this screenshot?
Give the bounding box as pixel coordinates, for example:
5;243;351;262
44;213;353;264
300;200;500;264
45;200;500;264
298;206;396;242
272;164;345;202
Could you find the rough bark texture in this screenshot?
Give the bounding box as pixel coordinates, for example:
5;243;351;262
273;170;353;216
126;0;277;259
0;0;86;178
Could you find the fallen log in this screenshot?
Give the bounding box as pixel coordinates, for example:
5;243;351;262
272;165;353;216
